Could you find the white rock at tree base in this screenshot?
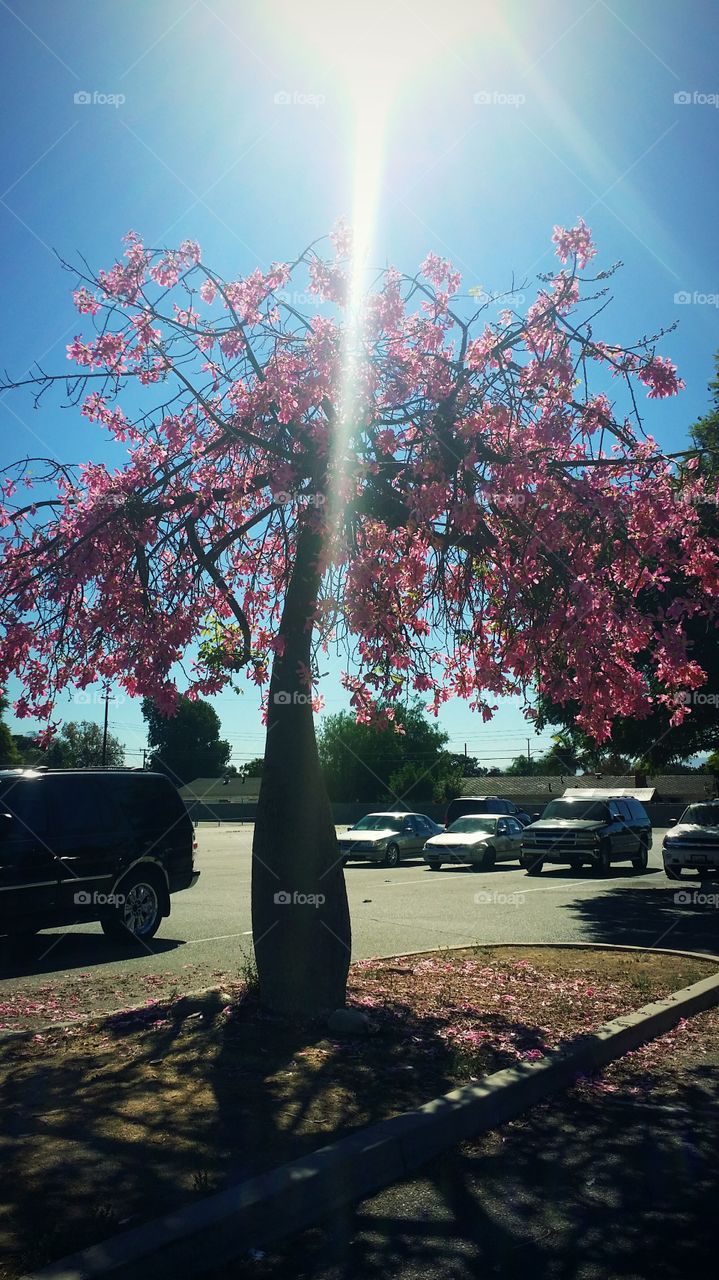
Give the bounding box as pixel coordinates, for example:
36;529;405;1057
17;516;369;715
326;1007;371;1035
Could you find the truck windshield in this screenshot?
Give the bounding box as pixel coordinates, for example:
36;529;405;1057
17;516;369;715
681;804;719;826
541;801;610;821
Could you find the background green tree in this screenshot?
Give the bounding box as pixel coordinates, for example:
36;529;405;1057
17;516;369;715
318;701;452;803
142;695;232;785
0;696;21;769
42;720;125;768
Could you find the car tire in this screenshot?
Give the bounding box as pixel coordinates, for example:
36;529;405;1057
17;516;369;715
427;861;443;871
479;846;496;871
594;843;612;876
665;866;683;881
569;859;584;873
101;871;163;943
523;858;544;876
632;843;649;872
383;843;400;869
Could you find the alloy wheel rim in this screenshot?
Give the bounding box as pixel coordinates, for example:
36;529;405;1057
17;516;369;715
123;883;158;935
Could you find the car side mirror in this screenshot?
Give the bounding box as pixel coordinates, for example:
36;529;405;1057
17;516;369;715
668;817;677;826
346;825;354;831
533;813;541;821
0;812;12;839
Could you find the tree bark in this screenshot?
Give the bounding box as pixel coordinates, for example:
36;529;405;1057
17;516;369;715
251;520;351;1016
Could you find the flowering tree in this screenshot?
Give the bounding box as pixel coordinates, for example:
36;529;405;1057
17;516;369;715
1;220;717;1014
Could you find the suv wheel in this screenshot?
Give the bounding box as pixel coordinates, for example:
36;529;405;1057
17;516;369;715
383;843;400;869
102;872;163;942
632;842;649;873
523;857;544;876
427;860;443;871
594;843;612;877
665;866;683;881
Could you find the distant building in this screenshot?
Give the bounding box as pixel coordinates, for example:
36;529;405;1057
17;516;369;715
456;774;716;808
178;775;262;813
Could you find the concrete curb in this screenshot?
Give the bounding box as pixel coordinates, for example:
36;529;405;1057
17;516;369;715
25;965;719;1280
369;940;719;965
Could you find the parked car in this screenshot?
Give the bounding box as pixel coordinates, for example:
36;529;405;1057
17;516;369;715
0;769;199;942
444;795;534;827
520;796;652;876
663;802;719;879
423;814;525;871
337;812;443;867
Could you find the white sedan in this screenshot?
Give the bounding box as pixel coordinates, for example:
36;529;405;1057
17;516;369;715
423;815;525;871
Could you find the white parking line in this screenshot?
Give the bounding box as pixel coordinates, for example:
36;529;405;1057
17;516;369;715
184;931;254;944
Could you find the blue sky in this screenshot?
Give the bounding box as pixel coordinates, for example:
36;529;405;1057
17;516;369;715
1;0;718;770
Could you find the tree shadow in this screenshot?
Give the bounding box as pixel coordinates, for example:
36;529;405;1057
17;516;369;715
559;882;719;955
0;988;555;1272
5;956;718;1276
228;1063;719;1278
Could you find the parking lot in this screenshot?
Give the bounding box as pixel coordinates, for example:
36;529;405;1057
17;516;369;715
1;824;718;1022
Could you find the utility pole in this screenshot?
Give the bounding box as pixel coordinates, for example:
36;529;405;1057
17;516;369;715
101;687;114;766
527;737;531;769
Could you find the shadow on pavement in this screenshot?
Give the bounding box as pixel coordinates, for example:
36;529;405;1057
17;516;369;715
233;1068;719;1279
0;931;184;978
559;883;719;957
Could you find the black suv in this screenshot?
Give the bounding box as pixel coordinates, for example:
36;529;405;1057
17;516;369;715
0;769;199;942
520;796;652;876
445;795;533;828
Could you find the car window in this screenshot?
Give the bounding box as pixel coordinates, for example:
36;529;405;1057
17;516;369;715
354;814;403;832
542;800;611;821
0;779;47;838
681;803;719;826
448;817;496;834
415;816;432;834
111;777;185;836
44;776;109;837
507;818;522;835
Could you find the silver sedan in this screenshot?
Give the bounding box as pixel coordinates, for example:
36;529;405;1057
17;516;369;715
423;815;525;870
337;812;444;868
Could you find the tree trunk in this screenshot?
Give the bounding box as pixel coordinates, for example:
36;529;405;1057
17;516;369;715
251;520;351;1017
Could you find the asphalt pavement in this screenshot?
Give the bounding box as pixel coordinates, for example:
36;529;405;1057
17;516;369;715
221;1082;719;1280
1;825;718;1015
